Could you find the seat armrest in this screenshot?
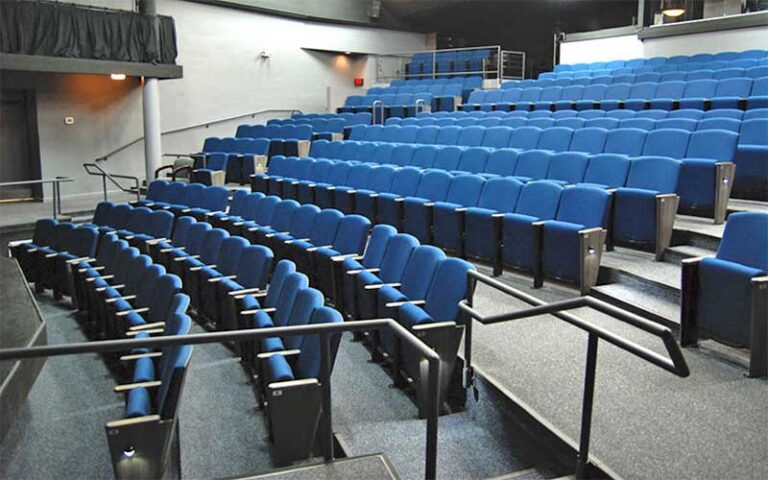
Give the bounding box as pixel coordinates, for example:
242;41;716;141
120;352;162;362
256;349;301;360
128;321;166;331
681;256;710;265
228;287;263;296
115;307;149;317
241;307;276;315
365;282;401;290
331;253;363;262
386;299;425;308
66;256;94;264
208;275;237;283
113;380;161;393
126;328;164;336
347;268;380;275
173;254;199;262
306;245;332;252
190;264;215;272
106;415;161;429
105;294;135;304
161;246;183;253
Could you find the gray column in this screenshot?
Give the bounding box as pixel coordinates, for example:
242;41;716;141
142;77;162;183
140;0;161;184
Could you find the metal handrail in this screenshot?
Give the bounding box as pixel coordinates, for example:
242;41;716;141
0;318;441;480
0;177;74;219
83;163;141;203
94;108;303;163
460;270;689;479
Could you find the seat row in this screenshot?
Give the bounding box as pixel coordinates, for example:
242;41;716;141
233;124;313;157
411;107;768;121
135;181;230;217
90;203;353;466
463;77;768;112
289;112;372;124
337;93;435;119
340;123;739;218
539;64;768;83
170;190;467;417
391;75;483;90
407;50;492;76
551;50;768;74
388;113;765;132
252;156;670;293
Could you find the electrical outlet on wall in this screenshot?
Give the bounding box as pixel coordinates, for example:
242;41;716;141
64;116;75;125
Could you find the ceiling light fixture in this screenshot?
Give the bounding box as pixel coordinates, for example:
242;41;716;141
661;0;686;17
110;73;127;81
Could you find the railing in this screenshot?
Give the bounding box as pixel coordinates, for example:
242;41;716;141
0;318;442;480
83;163;141;203
374;45;527;85
0;177;74;219
94;108;303;163
460;271;689;480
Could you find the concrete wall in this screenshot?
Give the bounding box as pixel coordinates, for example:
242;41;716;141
560;34;644;64
15;0;427;199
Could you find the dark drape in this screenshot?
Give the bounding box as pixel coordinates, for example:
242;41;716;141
0;0;178;64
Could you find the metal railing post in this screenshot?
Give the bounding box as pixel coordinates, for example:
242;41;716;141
425;356;440;480
102;175;108;202
51;182;58;219
575;333;599;480
320;333;334;462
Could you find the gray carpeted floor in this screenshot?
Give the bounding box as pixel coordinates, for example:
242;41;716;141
468;266;768;480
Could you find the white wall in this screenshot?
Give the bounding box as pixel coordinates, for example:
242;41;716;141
560;34;645;64
642;25;768;57
21;0;427;199
560;25;768;64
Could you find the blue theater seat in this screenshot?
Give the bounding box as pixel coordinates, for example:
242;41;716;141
541;186;610;292
732;118;768;199
613;156;681;259
678;129;739;221
332;224;397;313
402;170;453;242
464;177;524;264
351;233;419;320
310;215;372;299
501;181;563;277
681;212;768;377
431;175;486;252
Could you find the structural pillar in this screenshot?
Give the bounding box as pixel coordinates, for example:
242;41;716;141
140;0;162;185
142;77;162;183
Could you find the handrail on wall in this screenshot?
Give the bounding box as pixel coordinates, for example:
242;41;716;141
82;163;141;203
460;270;689;480
95;108;303;163
0;177;74;219
0;318;442;480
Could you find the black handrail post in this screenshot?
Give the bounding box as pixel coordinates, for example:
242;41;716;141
319;332;334;462
102;174;108;202
56;177;63;216
463;271;477;397
576;333;599;480
425;356;440;480
51;182;58;219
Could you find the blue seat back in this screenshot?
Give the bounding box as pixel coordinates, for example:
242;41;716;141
515;180;563;218
716;212;768;271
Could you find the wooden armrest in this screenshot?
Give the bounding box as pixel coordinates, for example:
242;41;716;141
105;294;135;304
128;321;166;331
66;256;94;264
256;349;301;360
126;328;164;336
189;264;215;272
173;254;199;262
106;415;161;429
306;245;332;252
115;307;149;317
241;307;276;315
113;380;161;393
347;268;379;275
331;253;362;262
386;299;425;308
79;265;104;273
365;282;401;290
228;287;263;296
208;275;237;283
119;352;162;362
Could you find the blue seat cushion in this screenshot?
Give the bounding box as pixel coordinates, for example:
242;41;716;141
614;188;660;244
697;257;765;347
133;356;156;383
502;213;540;271
542;220;586;281
260;336;286;353
432;202;465;251
266;355;295;384
679;159;717;210
464;207;499;260
124;387;152;418
398;302;433;327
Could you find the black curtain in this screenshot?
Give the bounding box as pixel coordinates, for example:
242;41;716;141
0;0;178;64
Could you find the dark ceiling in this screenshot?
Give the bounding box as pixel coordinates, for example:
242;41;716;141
382;0;641;76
